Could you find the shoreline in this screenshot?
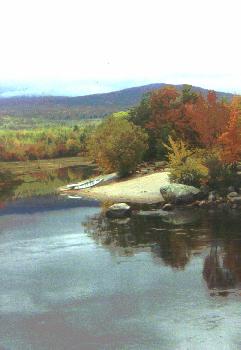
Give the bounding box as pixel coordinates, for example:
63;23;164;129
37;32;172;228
60;169;241;211
61;172;170;204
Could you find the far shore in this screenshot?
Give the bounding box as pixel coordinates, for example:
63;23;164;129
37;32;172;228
0;156;93;175
65;172;170;204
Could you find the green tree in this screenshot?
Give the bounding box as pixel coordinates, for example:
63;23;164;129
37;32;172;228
87;117;148;177
111;111;130;119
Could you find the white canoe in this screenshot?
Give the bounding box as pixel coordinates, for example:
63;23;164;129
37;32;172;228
66;178;103;190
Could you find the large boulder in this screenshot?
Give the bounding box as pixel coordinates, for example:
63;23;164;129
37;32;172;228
160;183;201;204
106;203;132;218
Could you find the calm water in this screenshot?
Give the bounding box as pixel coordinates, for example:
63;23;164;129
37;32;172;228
0;162;97;202
1;168;241;349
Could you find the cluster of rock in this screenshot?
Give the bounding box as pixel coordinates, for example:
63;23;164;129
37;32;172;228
159;183;241;211
135;161;169;175
105;180;241;219
191;190;241;210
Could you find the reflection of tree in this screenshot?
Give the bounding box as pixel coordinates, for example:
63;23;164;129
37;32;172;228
0;170;22;205
153;233;191;269
59;164;98;181
0;163;98;201
83;211;210;269
224;241;241;284
203;244;236;290
202;213;241;295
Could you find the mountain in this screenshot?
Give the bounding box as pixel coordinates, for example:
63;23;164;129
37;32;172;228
0;83;235;121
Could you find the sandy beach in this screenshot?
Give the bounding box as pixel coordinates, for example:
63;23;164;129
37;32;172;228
73;171;170;204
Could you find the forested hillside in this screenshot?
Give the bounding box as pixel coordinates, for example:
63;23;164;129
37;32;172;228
0;83;234;123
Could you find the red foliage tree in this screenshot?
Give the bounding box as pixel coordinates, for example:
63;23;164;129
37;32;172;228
185;91;230;147
146;87;181;134
218;108;241;163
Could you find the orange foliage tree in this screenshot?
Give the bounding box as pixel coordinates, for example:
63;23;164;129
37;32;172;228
218;105;241;164
185;91;230;147
146;87;188;137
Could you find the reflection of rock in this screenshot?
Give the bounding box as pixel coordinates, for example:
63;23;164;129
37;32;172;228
115;218;131;225
137;209;170;217
106;203;132;218
137;208;199;225
160;183;201;204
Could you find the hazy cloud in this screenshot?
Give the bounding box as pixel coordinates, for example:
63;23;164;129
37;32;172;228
0;0;240;95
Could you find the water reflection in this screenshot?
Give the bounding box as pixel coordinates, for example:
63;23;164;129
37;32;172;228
0;170;23;208
0;163;97;204
83;209;241;295
203;239;241;296
83;209;206;267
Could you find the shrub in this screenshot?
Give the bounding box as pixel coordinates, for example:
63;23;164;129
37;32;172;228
205;152;240;191
87;117;148;177
164;136;208;187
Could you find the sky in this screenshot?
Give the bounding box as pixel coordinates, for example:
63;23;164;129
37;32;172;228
0;0;241;96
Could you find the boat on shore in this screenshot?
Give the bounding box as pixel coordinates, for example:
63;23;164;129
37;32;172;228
65;178;103;190
59;173;118;193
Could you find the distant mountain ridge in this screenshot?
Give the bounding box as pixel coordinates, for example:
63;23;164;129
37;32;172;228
0;83;236;121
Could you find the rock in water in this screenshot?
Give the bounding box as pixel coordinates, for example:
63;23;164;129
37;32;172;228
160;183;200;204
162;203;173;211
229;196;241;204
227;192;238;199
106;203;132;218
208;191;216;202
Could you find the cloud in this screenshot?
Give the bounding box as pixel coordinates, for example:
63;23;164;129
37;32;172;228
0;0;240;93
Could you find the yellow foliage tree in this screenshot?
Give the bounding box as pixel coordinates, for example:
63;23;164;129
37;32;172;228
164;136;208;186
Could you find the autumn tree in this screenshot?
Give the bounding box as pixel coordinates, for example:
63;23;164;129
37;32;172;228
185;91;230;147
132;87;181;158
146;87;180;134
218;107;241;164
132;86;199;157
87;117;148;177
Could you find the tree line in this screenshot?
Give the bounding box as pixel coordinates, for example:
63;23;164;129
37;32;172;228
0;124;94;161
1;85;241;188
88;85;241;187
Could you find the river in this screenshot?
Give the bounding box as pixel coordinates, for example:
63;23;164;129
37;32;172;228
0;165;241;349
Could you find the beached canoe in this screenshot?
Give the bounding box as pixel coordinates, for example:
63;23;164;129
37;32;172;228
66;178;103;190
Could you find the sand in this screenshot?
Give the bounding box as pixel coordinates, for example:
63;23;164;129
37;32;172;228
78;171;170;204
